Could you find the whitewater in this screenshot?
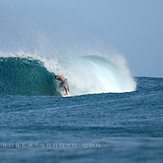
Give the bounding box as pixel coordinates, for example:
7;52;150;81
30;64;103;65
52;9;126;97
0;51;136;96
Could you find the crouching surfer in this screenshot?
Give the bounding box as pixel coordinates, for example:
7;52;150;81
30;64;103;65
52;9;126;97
55;75;69;96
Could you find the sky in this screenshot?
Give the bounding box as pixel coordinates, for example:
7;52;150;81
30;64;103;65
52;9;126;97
0;0;163;77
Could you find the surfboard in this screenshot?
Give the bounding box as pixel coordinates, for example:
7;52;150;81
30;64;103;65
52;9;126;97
59;88;70;97
62;93;70;97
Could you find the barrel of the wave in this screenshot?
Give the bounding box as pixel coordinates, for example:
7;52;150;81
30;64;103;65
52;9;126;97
0;57;60;96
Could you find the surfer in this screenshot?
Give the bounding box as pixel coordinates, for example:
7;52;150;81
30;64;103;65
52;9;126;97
55;74;69;95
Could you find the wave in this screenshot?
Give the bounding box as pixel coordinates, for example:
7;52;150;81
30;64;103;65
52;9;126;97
0;52;136;96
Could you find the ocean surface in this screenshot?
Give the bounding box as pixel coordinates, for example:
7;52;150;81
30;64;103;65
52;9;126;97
0;76;163;163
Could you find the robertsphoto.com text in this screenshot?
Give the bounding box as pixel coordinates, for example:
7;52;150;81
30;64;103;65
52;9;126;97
0;143;101;150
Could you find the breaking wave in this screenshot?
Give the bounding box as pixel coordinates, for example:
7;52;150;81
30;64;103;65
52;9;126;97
0;52;136;96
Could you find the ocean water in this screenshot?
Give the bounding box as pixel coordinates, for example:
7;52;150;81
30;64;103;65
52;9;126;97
0;77;163;163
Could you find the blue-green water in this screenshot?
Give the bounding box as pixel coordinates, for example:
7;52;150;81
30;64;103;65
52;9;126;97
0;77;163;163
0;57;59;96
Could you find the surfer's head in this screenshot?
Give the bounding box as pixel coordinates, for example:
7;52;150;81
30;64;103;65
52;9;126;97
55;74;65;81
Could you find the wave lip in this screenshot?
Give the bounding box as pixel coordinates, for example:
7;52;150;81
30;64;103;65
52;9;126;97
0;57;59;96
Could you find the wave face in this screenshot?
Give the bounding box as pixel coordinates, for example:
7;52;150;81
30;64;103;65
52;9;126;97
0;52;136;96
0;57;60;96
